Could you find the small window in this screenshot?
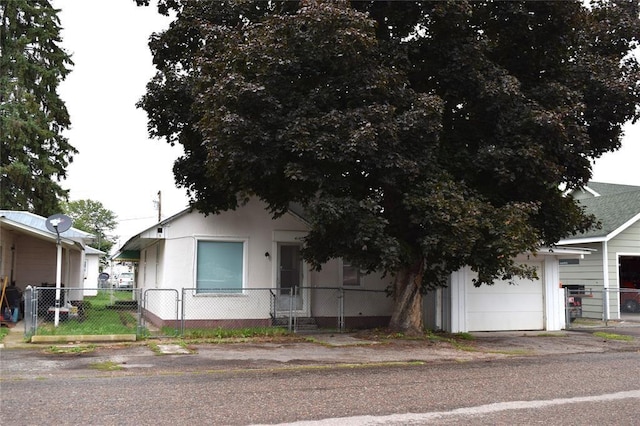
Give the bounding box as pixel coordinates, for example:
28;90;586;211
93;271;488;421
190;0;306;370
197;240;244;293
342;261;361;287
559;259;580;266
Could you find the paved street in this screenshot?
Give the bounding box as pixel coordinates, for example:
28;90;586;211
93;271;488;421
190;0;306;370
1;332;639;425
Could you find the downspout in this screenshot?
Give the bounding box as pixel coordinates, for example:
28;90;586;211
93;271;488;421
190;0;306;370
10;244;15;284
602;241;610;321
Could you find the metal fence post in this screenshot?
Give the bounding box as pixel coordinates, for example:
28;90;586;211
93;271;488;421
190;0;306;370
181;288;186;336
339;287;344;332
604;288;609;326
136;288;143;337
23;286;35;337
288;287;294;332
564;287;570;329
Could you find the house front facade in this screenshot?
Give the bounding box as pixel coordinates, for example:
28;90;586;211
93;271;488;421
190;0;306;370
558;182;640;318
116;199;394;329
117;199;586;333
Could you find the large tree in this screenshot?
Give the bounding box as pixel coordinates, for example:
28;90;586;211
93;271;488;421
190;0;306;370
138;0;640;334
0;0;76;216
61;199;118;256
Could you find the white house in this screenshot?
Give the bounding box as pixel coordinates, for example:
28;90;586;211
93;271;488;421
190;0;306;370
115;199;587;333
113;199;394;329
83;245;106;296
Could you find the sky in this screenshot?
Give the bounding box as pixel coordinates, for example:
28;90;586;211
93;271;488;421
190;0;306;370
54;0;640;252
55;0;187;248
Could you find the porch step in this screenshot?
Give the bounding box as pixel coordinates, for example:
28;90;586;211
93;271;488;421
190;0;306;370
272;317;318;330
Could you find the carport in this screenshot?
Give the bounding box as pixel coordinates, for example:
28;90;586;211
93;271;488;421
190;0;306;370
0;211;94;299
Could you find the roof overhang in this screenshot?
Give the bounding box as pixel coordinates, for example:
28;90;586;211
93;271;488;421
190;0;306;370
530;246;595;259
111;250;140;262
0;217;82;250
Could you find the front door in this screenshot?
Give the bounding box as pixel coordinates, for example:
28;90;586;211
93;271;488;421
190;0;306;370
277;244;303;311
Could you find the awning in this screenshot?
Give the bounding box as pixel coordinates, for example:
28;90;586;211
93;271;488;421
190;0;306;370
111;250;140;262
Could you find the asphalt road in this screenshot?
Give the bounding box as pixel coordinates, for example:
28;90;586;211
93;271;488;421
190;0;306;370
1;350;638;425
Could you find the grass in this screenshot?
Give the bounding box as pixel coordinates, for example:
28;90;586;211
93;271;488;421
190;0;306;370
0;326;9;342
536;332;567;337
36;290;137;336
181;326;290;340
45;344;96;355
89;361;124;371
593;331;634;341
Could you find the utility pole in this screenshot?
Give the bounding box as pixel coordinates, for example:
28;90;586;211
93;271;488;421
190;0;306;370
157;190;162;222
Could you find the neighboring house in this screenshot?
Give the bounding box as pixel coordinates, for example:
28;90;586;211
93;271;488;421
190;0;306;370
0;210;97;303
115;198;587;333
558;182;640;318
84;245;106;297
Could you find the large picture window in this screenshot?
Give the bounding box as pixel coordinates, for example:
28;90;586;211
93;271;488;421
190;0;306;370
197;240;244;293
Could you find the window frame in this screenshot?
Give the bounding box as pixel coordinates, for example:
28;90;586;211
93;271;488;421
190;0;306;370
195;238;247;294
341;259;362;287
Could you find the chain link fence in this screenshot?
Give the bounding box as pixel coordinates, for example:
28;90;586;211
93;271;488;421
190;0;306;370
23;286;141;339
564;283;640;328
26;284;637;337
20;286;392;339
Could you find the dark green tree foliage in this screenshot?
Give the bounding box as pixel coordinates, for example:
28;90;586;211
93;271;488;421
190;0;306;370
0;0;76;216
138;0;640;333
61;199;118;256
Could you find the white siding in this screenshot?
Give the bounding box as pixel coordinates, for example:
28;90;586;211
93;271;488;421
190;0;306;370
465;262;544;332
444;256;566;333
147;199;393;322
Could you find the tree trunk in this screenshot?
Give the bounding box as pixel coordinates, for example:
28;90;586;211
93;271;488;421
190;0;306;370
388;261;424;336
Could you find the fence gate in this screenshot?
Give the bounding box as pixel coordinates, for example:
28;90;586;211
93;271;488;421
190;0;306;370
142;289;180;337
565;287;640;329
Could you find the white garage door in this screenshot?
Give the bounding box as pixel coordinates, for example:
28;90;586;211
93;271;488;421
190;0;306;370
466;262;544;332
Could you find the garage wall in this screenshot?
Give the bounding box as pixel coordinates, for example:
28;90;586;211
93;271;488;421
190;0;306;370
465;262;543;332
439;256;566;333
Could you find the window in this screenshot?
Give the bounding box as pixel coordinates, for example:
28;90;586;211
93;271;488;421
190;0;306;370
197;240;244;293
342;261;361;287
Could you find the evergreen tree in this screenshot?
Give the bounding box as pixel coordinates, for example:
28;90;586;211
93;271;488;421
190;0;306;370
0;0;76;216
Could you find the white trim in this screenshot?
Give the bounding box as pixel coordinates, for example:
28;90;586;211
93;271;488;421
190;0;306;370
603;241;610;320
273;230;306;243
193;237;248;294
340;259;363;287
558;212;640;245
584;186;601;197
448;268;468;333
557;236;606;245
536;247;593;256
607;212;640;241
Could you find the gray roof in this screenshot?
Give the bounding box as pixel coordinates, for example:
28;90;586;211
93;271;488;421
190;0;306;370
564;186;640;240
0;210;94;240
85;245;106;255
582;182;640;197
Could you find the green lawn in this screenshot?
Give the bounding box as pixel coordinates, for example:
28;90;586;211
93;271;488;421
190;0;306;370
36;290;138;336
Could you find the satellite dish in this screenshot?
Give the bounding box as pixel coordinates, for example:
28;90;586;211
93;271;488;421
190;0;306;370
45;213;73;234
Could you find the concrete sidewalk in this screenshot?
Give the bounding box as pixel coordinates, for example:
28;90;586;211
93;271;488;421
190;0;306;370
2;319;639;364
